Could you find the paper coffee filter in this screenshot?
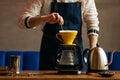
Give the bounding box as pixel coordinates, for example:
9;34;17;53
59;30;78;32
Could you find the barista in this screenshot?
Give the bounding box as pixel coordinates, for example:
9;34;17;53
19;0;99;70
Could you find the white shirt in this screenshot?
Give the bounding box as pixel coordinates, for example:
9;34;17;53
19;0;99;36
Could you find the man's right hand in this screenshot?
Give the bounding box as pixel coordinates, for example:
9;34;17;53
46;12;64;25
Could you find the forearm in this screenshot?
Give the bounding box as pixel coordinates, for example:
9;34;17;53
28;12;64;28
28;16;48;28
88;34;98;49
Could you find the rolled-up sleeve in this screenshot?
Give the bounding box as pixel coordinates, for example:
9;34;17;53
18;0;43;29
83;0;99;36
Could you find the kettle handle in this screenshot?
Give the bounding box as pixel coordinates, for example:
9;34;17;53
83;48;90;67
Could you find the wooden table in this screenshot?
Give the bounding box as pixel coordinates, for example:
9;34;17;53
0;70;119;80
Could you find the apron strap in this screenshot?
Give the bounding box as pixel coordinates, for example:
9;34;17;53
53;0;58;12
54;0;57;2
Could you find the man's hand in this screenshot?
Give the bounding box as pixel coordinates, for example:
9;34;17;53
46;12;64;25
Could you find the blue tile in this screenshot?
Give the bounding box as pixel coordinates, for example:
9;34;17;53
106;52;120;70
23;51;40;70
0;51;6;66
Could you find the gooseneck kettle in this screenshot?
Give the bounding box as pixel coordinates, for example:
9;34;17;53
83;44;115;73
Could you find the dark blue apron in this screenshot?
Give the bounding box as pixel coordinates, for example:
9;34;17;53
40;0;83;70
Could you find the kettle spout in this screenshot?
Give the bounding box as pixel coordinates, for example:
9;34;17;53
105;50;116;66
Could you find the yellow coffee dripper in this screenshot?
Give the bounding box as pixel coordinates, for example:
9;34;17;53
56;30;78;45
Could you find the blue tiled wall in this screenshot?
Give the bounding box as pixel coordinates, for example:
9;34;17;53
0;51;120;70
0;51;40;70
